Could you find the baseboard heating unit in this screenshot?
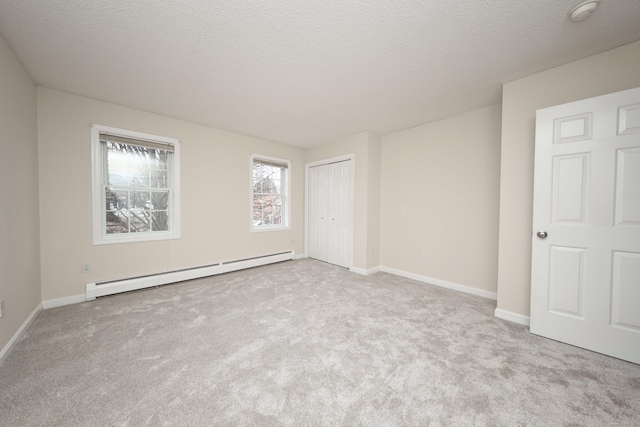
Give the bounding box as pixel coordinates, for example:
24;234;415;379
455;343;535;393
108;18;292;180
85;251;295;301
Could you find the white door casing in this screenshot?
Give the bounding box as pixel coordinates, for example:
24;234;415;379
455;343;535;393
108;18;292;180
307;160;352;268
530;86;640;364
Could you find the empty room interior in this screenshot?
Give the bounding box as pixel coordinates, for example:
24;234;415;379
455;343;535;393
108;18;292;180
1;1;640;425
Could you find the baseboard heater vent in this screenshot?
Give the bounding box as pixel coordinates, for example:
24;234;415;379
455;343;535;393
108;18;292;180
85;251;295;301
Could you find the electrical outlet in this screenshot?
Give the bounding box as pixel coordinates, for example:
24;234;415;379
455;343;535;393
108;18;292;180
421;251;427;261
81;262;92;273
0;299;4;318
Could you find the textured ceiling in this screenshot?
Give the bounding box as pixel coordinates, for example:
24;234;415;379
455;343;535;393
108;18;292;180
1;1;639;147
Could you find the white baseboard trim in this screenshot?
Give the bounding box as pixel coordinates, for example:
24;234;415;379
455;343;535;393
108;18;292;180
42;294;86;309
0;302;42;367
494;308;530;326
350;266;381;276
86;251;295;301
379;266;498;300
42;252;297;310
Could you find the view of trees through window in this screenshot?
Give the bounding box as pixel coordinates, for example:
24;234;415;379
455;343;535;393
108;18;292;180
105;142;171;234
252;160;286;227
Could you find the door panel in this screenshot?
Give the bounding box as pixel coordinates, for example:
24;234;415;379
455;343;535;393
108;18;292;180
308;160;351;268
611;251;640;331
552;154;589;223
308;165;328;262
327;161;351;268
531;86;640;364
553;113;592;143
618;104;640;135
615;148;640;225
548;246;585;318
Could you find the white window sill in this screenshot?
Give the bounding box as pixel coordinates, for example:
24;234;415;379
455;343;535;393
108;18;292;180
93;232;181;245
250;225;291;233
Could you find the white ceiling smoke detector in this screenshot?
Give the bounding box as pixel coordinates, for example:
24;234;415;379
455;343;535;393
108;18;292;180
568;0;600;22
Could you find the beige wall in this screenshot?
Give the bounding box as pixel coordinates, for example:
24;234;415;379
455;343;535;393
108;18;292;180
497;40;640;317
380;105;502;293
306;131;381;271
0;34;41;352
366;132;381;269
37;88;305;301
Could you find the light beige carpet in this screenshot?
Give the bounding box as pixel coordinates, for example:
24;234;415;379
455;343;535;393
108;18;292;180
1;259;639;426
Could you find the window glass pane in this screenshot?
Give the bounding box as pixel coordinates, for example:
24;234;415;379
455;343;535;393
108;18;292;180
131;191;150;210
267;195;283;225
153;150;169;170
266;169;281;195
253;180;262;194
105;189;130;234
255;165;281;196
104;191;171;234
106;210;129;234
152;211;169;231
253;198;263;226
106;142;169;188
253;163;263;184
151;191;169;210
150;169;168;188
270;166;282;182
130;211;150;233
121;191;145;233
106;189;128;210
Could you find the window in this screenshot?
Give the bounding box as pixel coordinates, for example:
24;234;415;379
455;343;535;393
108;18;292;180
251;154;290;231
91;124;180;244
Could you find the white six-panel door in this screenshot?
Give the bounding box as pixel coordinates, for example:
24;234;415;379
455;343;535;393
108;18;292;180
530;87;640;364
308;160;351;268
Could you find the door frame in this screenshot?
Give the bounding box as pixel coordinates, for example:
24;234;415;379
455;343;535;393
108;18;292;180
304;154;355;268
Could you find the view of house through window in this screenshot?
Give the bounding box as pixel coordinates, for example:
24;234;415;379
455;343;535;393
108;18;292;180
252;155;290;230
92;125;180;244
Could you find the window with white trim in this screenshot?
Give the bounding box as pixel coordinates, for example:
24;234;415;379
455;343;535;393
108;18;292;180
91;124;180;244
251;154;290;231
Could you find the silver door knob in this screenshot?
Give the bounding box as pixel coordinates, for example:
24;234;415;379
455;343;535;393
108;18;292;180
536;230;548;239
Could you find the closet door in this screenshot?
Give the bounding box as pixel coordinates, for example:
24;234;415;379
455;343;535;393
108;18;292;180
327;161;351;268
307;160;351;268
308;164;328;261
